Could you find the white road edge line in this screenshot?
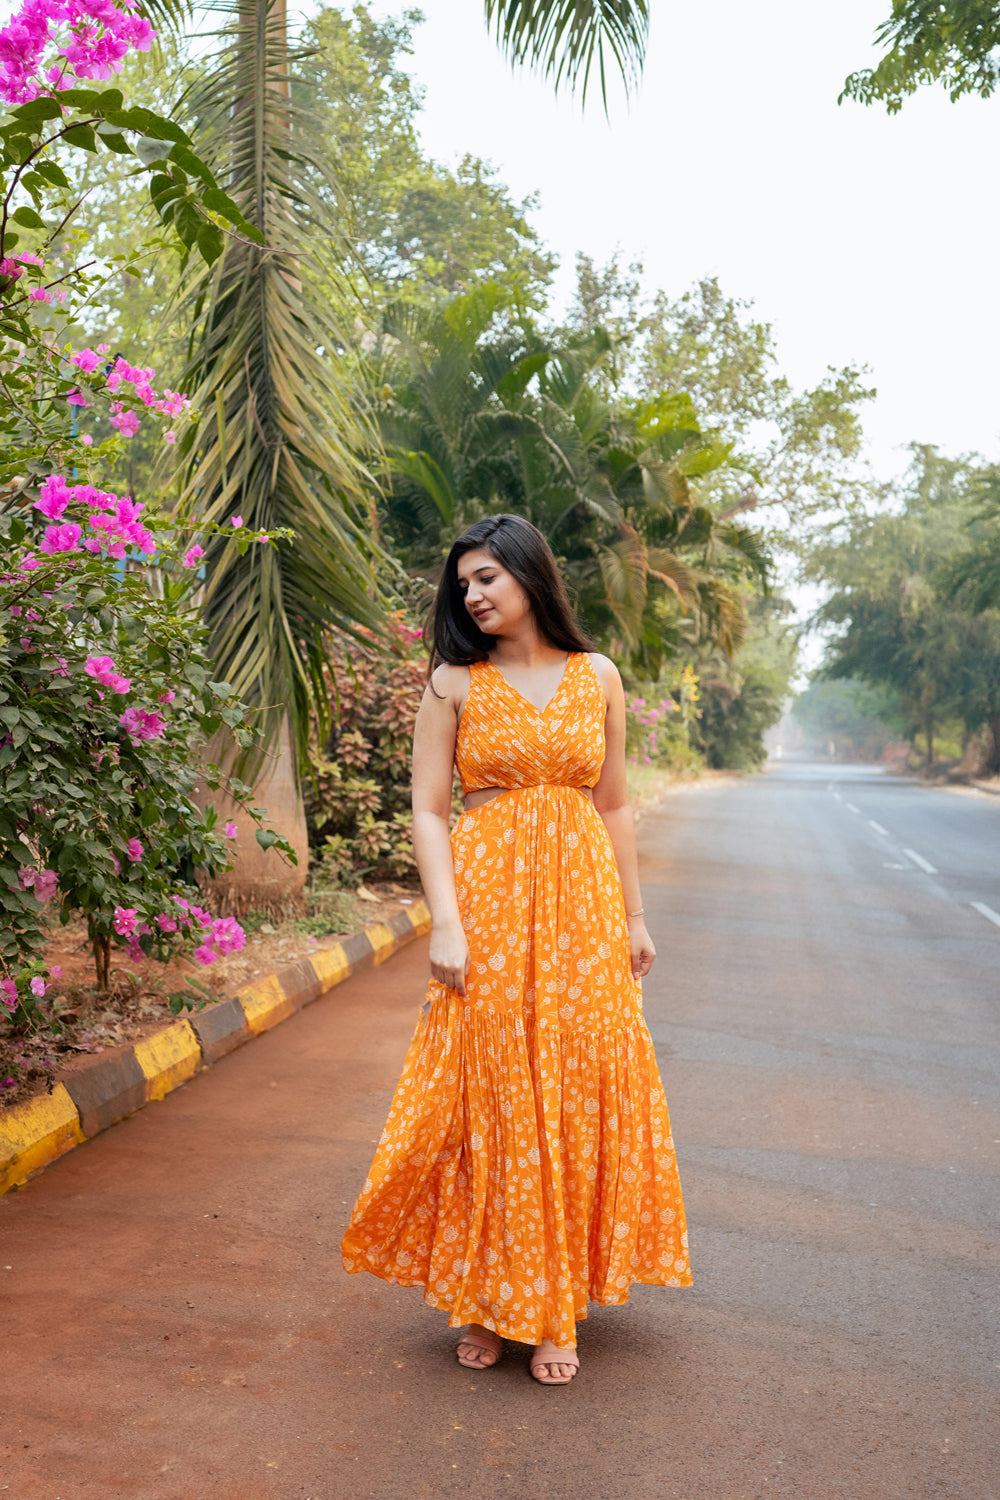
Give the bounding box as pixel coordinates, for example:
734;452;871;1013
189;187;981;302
971;902;1000;930
845;802;860;814
903;848;937;875
868;820;889;836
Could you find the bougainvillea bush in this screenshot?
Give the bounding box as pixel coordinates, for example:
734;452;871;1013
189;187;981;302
0;465;298;1027
305;619;428;887
0;0;292;1031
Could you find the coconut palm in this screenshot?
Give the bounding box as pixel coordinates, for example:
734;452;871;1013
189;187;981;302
147;0;651;910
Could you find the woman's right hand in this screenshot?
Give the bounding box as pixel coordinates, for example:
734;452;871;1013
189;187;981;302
429;920;470;996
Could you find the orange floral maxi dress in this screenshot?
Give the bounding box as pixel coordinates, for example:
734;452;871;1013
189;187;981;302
340;652;691;1346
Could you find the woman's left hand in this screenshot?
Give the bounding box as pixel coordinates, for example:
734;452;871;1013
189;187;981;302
628;918;655;979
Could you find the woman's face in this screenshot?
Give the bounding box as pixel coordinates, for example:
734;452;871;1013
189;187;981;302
456;547;531;637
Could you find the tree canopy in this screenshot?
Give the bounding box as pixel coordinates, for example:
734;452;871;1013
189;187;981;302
843;1;1000;111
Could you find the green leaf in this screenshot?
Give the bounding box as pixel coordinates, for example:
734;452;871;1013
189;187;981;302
34;159;70;189
134;136;173;167
63;123;97;153
12;97;63;123
12;205;44;228
52;88;101;109
168;142;214;186
173;200;201;247
196;221;224;266
96;123;132;154
255;829;278;851
102;107;187;145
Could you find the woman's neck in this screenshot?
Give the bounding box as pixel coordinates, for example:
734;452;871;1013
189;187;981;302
490;624;565;670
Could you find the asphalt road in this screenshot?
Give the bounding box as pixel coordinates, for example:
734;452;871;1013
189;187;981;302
3;762;998;1500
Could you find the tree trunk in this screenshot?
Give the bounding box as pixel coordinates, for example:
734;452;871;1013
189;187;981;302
197;714;309;918
988;717;1000;777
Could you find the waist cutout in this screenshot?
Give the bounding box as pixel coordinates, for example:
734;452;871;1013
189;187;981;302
463;783;594;812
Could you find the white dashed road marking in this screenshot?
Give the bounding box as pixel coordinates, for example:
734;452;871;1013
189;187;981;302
971;902;1000;930
868;820;889;836
903;848;937;875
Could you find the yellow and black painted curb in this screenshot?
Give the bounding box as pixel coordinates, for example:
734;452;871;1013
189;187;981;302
0;900;430;1196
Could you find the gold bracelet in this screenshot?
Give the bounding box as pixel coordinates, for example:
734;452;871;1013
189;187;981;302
627;907;644;918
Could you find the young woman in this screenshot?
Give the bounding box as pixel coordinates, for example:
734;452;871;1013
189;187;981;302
341;514;691;1384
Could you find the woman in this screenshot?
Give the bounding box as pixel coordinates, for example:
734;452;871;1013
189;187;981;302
341;514;691;1384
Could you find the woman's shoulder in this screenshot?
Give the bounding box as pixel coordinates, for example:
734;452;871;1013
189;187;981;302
427;661;473;710
581;652;622;697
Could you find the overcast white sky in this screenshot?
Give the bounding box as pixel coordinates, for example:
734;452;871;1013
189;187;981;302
377;0;1000;484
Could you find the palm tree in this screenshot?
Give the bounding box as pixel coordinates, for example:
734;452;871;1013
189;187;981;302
169;0;388;911
151;0;652;912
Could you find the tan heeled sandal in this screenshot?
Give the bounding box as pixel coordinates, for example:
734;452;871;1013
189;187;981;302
530;1339;579;1385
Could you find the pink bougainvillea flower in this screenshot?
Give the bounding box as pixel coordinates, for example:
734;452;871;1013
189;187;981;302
85;654;131;694
210;916;245;955
50;965;62;978
29;976;46;997
33;869;58;904
119;706;165;742
163;430;176;444
193;944;217;966
258;532;270;544
27;286;50;303
35;474;71;519
113;906;138;937
109;404;139;437
126;837;144;863
183;544;204;568
71;347;102;373
66;388;93;407
156;914;177;933
158;689;175;703
224;821;238;839
230;515;243;527
18;553;40;572
0;979;17;1012
80;433;93;446
40;521;82;554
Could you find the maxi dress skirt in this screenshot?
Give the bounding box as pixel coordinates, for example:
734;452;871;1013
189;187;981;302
341;652;691;1347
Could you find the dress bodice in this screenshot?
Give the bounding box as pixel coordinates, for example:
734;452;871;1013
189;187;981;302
455;652;606;794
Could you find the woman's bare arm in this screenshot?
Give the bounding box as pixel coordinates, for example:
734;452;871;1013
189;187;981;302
590;655;656;980
411;665;470;995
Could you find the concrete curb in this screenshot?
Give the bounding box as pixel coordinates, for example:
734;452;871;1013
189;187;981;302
0;900;430;1196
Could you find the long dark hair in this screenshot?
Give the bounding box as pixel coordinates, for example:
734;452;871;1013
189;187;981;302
428;513;593;675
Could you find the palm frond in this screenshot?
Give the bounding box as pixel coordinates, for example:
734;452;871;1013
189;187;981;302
484;0;649;107
170;0;386;778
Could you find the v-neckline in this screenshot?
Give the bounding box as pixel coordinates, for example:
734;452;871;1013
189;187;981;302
485;653;574;718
